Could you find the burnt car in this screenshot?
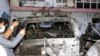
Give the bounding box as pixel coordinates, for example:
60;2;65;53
15;17;81;56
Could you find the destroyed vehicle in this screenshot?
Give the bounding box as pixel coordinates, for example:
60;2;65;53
15;17;81;56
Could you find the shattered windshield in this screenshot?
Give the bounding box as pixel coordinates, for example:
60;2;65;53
26;22;74;39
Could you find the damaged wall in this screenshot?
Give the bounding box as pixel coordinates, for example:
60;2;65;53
71;13;95;34
11;11;96;34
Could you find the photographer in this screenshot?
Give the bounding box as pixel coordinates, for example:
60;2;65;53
0;18;25;56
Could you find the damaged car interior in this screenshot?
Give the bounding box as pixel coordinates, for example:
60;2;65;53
14;17;80;56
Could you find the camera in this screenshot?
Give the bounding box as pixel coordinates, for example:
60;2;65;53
12;18;27;37
13;17;27;29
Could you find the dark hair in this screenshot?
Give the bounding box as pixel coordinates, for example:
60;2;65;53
0;18;9;25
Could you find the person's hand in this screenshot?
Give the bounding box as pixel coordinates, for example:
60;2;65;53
11;21;19;28
19;28;25;36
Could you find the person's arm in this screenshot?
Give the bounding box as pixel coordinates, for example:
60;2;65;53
0;29;25;48
3;21;19;39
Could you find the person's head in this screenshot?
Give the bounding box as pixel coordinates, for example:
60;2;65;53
0;18;9;33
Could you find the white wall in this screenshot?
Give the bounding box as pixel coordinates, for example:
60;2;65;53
45;0;67;7
45;0;56;7
71;13;95;34
22;0;67;7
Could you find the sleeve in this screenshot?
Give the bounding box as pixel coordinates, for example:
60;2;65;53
0;34;24;48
